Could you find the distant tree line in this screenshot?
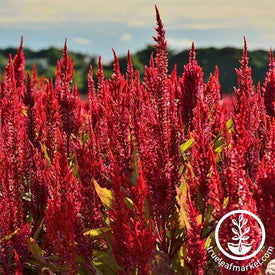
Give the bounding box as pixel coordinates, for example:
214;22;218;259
0;45;271;94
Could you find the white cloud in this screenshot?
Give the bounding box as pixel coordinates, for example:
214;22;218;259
127;20;149;27
121;33;132;41
167;38;193;50
1;0;275;31
73;37;91;45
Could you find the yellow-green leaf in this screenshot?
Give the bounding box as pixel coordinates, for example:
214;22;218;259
93;250;121;274
196;214;202;225
84;227;112;239
43;143;52;167
176;183;189;229
204;204;214;224
23;108;28;117
205;234;213;249
215;144;222;154
0;229;18;243
93;179;113;209
223;196;229;208
27;237;44;261
226;118;233;130
180;138;194;155
124;197;134;211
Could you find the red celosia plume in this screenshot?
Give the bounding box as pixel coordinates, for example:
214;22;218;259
0;6;274;274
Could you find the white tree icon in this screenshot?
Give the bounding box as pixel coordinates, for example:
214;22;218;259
227;214;253;256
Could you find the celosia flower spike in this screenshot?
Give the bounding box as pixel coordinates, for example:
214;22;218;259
13;36;25;89
180;42;204;128
59;39;75;86
87;65;98;121
153;5;167;52
23;73;37;147
127;50;134;88
241;36;249;71
112;48;121;81
96;56;105;99
189;42;195;63
262;48;275;117
234;37;254;107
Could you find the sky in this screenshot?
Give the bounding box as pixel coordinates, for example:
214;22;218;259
0;0;275;61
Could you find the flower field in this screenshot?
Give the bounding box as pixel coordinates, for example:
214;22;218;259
0;6;274;275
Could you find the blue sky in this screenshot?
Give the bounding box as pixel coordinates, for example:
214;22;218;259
0;0;274;61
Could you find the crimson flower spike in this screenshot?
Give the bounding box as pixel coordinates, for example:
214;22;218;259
241;36;249;71
180;42;204;128
96;56;104;98
214;65;219;78
233;37;254;114
204;65;221;110
112;48;121;81
171;63;178;82
185;193;206;275
59;39;75;85
32;64;38;87
6;54;16;93
270;47;275;70
262;48;275;117
23;73;34;107
23;73;37;146
13;36;25;89
87;65;95;106
127;50;134;88
153;5;167;52
149;52;155;68
190;42;195;63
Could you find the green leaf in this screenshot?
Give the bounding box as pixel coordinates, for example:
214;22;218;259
23;108;28;117
202;221;216;238
33;218;45;240
205;233;214;249
0;229;18;243
180;138;194;155
105;216;111;227
84;227;112;239
226;118;233;130
70;157;79;179
170;238;185;273
43;143;52;167
215;145;222;154
214;137;222;152
27;237;45;263
204;204;214;225
223;196;229;208
179;177;187;197
94;266;104;275
93;179;113;209
93;250;121;274
124;197;134;212
176;183;189;229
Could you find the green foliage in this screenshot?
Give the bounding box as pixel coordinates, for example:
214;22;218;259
92;179;113;209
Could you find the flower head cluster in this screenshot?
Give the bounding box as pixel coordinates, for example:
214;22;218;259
0;7;274;274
